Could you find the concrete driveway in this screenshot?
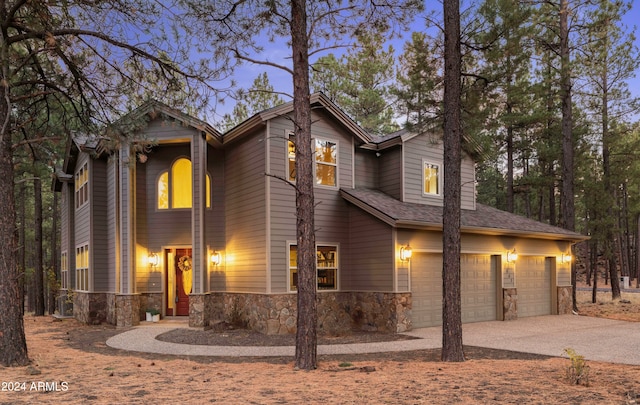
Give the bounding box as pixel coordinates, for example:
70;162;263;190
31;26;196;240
107;314;640;364
405;314;640;365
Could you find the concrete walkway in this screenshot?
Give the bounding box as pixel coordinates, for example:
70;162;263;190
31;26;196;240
106;315;640;365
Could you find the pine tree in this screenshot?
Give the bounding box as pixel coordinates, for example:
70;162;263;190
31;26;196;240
310;31;399;136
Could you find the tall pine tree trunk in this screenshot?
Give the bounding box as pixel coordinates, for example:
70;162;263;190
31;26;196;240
34;177;45;316
19;183;25;316
441;0;464;362
291;0;317;370
49;191;59;315
601;63;620;299
559;0;578;312
0;81;29;366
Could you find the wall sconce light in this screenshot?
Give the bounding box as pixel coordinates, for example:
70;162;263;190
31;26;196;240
400;245;413;261
506;249;518;263
210;251;221;266
561;253;572;264
148;252;159;267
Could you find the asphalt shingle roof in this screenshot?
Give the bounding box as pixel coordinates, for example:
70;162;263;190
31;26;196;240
341;188;588;241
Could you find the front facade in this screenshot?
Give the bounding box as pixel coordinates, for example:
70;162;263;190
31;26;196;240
54;95;587;333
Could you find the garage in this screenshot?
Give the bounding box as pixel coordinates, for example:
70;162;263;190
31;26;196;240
517;256;551;317
460;254;496;323
410;254;443;328
411;253;496;328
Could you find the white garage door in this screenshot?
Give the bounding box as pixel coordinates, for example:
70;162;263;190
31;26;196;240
411;254;443;328
460;255;496;323
411;254;495;328
517;256;551;317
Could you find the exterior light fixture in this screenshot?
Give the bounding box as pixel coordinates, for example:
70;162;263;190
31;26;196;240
210;251;221;266
400;245;413;261
506;249;518;263
148;252;159;267
561;253;572;264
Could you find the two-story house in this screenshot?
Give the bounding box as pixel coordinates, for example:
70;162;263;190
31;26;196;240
54;94;587;333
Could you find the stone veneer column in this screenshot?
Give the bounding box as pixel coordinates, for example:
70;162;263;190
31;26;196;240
557;286;573;314
503;288;518;320
189;293;210;328
116;294;140;327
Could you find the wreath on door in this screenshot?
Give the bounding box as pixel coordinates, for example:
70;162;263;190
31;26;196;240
178;255;193;295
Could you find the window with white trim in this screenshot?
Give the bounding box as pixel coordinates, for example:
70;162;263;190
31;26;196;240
287;134;296;182
315;139;337;187
61;251;69;289
289;244;338;291
75;162;89;209
286;135;338;187
423;161;440;195
75;244;89;292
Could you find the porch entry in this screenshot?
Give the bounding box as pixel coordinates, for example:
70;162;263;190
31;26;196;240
165;248;192;316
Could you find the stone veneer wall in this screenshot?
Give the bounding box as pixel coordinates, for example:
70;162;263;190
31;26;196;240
207;292;411;335
106;293;117;325
73;292;108;325
189;293;211;328
115;294;140;327
503;288;518;321
557;286;573;315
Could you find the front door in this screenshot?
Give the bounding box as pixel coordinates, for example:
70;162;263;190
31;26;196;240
166;248;192;316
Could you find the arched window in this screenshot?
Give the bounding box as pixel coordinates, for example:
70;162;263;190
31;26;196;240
157;158;211;210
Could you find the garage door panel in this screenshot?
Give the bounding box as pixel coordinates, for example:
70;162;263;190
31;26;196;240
517;257;551;317
410;254;442;328
411;254;495;328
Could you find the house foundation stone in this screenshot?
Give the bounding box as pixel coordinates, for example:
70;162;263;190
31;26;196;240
503;288;518;320
207;292;411;335
557;286;572;315
115;294;140;327
189;293;211;328
73;292;108;325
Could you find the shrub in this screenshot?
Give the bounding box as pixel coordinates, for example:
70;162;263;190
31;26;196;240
564;348;590;386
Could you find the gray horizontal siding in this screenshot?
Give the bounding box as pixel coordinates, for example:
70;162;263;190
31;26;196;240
378;147;402;200
403;134;476;210
91;158;111;292
344;205;394;291
354;149;378;189
267;112;356;292
106;159;117;292
224;130;267;292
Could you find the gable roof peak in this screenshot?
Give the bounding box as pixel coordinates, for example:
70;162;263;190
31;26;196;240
223;92;372;144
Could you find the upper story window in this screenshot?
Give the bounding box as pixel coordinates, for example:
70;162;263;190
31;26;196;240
286;136;338;188
289;244;338;291
423;161;440;196
287;135;296;182
315;139;337;187
157;158;211;210
75;162;89;209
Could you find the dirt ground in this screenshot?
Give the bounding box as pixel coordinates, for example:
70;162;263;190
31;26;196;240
2;289;640;404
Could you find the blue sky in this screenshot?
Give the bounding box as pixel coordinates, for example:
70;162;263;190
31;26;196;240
210;2;640;126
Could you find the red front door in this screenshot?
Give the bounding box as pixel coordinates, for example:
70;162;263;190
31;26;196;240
173;248;192;316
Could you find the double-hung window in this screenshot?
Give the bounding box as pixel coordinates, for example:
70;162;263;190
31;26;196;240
423;161;440;196
286;135;338;187
289;244;338;291
61;251;69;289
75;244;89;292
75;162;89;209
315;139;337;187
